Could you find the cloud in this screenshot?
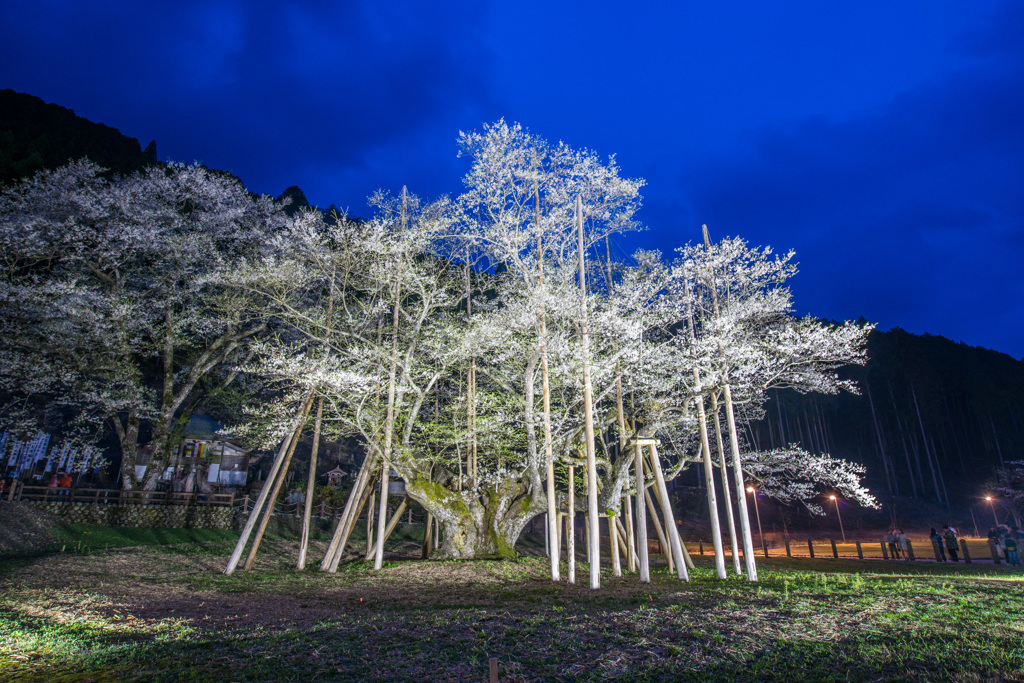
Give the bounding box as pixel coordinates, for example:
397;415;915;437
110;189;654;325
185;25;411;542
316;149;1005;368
0;0;495;204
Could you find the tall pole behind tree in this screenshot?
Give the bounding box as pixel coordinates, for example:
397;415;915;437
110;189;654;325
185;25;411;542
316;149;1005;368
375;187;407;570
702;224;758;582
535;185;560;582
576;196;601;590
682;265;727;580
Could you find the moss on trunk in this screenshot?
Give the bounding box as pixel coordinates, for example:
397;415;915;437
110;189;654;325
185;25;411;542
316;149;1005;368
405;478;544;560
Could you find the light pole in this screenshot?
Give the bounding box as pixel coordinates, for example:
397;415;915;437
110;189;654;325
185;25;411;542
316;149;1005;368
985;496;999;527
746;486;763;549
830;494;846;542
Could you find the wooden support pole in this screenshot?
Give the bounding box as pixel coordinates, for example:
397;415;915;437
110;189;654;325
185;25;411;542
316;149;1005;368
244;412;308;571
830;539;839;559
960;539;971;563
785;538;792;557
536;185;560;583
610;512;621;577
989;541;1001;564
584;513;591;567
624;494;636;572
422;512;434;559
723;384;758;581
634;444;650;583
225;392;313;575
880;541;889;560
366;490;376;557
906;540;916;561
567;465;576;585
556;512;563;559
297;397;324;570
614;517;630;562
644;488;673;574
808;539;816;559
647;443;687;581
322;448;379;571
678;525;696;570
711;396;742;576
365;496;410;562
576;195;600;590
856;540;864;560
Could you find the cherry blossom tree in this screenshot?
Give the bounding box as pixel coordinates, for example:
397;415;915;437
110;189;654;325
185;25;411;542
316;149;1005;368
0;160;287;488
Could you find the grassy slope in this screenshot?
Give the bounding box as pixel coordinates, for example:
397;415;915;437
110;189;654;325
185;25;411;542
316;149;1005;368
1;534;1022;682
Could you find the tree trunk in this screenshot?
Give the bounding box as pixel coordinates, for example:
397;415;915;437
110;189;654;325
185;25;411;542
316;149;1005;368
403;478;543;560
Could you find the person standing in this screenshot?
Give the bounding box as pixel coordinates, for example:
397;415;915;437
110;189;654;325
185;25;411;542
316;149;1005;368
896;529;909;561
886;530;900;560
943;525;959;562
1005;528;1019;565
988;527;1002;559
929;528;946;562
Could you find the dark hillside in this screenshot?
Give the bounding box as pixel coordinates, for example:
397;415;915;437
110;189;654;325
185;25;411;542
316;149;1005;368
745;328;1024;513
0;89;155;184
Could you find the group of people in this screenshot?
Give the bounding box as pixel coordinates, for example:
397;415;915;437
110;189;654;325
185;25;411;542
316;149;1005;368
46;471;74;494
885;528;911;559
885;526;964;561
928;526;962;562
988;525;1021;565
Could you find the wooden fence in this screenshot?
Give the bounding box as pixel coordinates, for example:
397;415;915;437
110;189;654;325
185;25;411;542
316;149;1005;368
13;485;234;507
692;536;1010;565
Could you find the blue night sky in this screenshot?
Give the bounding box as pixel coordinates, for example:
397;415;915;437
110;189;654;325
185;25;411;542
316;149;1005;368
2;1;1022;358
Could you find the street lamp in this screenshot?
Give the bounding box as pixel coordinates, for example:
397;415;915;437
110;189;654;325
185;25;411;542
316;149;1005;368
830;494;846;542
985;496;999;527
746;486;764;548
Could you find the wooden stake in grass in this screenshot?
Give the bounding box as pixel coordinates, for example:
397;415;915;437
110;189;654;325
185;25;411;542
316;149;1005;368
224;391;313;575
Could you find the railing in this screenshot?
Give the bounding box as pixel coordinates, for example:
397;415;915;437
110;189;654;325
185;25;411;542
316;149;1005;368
15;485;234;507
692;536;1012;565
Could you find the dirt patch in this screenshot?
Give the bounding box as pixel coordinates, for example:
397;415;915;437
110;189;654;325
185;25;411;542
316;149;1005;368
0;501;63;555
0;539;678;632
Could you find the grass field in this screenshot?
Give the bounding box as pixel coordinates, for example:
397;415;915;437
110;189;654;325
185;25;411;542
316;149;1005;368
1;528;1022;681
